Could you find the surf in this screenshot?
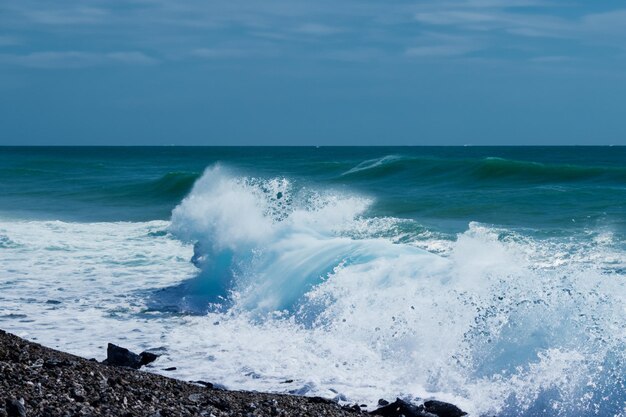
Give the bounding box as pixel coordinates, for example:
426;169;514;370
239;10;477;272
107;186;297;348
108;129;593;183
165;165;625;416
169;164;444;314
1;149;625;417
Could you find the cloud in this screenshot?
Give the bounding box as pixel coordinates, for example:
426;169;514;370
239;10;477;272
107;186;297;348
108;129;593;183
0;36;20;47
106;52;158;65
414;3;626;45
2;0;626;70
530;55;573;63
582;9;626;37
191;48;249;59
190;40;280;60
21;6;109;25
414;8;570;39
317;48;385;62
294;23;344;36
406;33;484;58
0;51;157;69
406;44;480;57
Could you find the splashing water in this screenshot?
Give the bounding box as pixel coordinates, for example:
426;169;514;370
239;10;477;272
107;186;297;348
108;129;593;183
0;160;624;417
165;166;626;416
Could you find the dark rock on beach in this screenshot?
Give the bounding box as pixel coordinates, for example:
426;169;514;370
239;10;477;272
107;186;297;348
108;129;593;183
5;399;26;417
139;351;159;367
371;398;428;417
370;398;466;417
423;400;467;417
104;343;158;369
0;329;368;416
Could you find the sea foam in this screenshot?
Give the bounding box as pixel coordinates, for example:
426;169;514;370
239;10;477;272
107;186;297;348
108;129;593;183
0;165;623;417
166;166;625;416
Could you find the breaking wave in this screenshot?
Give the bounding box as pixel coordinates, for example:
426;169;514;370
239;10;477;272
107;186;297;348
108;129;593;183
167;165;626;417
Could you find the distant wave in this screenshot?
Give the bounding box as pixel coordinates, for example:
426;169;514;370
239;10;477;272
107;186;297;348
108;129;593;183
80;171;199;203
127;171;200;201
338;155;626;185
474;157;626;183
341;155;407;176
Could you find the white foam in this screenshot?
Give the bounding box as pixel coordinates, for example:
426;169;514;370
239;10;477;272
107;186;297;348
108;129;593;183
0;167;624;417
342;155;404;176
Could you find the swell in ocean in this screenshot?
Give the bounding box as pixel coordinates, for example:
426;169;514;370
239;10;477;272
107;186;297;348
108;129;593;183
2;150;626;223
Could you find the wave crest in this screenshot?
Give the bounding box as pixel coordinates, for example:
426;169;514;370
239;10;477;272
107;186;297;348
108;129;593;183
167;166;625;417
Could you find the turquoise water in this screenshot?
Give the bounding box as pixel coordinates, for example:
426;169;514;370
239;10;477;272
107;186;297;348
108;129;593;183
0;147;624;416
1;147;625;233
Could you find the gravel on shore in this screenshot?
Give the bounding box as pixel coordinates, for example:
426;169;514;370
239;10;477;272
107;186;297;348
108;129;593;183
0;329;366;417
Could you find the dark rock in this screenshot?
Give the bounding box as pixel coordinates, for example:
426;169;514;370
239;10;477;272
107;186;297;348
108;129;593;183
423;400;467;417
187;393;204;403
371;398;428;417
378;399;390;406
342;404;361;412
70;384;86;402
162;367;177;371
88;396;101;407
281;379;294;384
139;351;158;367
192;380;213;388
308;396;333;405
5;399;26;417
1;329;391;417
43;359;70;368
106;343;142;369
207;398;230;411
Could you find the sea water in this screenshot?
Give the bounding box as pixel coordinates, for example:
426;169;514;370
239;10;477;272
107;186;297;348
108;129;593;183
0;147;624;416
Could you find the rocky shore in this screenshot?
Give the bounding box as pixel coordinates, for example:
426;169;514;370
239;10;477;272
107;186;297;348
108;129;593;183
0;330;467;417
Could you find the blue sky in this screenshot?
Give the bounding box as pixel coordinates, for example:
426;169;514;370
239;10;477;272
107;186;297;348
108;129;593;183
1;0;626;145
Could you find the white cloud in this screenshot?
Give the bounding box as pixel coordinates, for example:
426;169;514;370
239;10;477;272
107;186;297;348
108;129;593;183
191;42;279;60
414;3;626;45
191;48;248;59
406;33;484;58
317;48;384;62
24;7;109;25
107;52;158;65
582;9;626;36
406;44;480;57
2;0;626;68
294;23;344;36
0;36;20;47
414;8;570;39
0;51;157;69
530;55;573;63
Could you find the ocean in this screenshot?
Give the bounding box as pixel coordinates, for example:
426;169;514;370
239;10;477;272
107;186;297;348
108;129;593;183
0;146;624;416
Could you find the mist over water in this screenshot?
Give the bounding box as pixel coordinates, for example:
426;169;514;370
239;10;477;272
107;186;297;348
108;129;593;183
0;147;624;416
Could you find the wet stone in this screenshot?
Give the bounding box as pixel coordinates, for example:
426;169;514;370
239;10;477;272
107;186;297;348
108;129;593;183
5;399;26;417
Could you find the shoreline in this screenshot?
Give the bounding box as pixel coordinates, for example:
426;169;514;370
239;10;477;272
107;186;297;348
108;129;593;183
0;329;467;417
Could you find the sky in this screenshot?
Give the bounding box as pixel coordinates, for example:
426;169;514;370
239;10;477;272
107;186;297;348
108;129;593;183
1;0;626;145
